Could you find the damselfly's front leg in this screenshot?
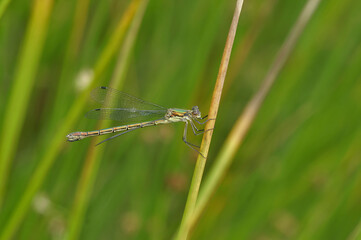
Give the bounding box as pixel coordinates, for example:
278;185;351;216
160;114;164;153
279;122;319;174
189;119;205;136
193;115;216;125
188;118;215;137
182;121;200;148
182;121;206;158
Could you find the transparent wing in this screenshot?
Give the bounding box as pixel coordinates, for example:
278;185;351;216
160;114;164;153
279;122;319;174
90;86;166;110
85;108;166;124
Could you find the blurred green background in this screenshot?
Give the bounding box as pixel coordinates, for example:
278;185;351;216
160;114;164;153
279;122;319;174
1;0;361;239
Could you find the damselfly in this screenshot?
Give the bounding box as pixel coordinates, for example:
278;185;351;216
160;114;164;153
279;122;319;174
66;86;211;155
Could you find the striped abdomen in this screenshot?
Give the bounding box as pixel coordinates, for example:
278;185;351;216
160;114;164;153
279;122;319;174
66;120;160;142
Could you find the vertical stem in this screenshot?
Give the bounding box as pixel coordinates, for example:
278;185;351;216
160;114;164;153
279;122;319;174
175;1;244;239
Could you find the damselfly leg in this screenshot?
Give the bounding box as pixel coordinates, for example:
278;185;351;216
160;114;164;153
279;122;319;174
182;121;207;158
193;116;215;125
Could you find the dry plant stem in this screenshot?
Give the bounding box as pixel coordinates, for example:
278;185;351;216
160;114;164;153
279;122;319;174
190;0;322;229
175;1;244;239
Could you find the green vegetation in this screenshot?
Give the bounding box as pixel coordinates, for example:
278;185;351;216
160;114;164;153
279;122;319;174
1;0;361;239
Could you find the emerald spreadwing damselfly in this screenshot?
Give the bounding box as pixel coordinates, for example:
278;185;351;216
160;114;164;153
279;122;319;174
66;86;212;156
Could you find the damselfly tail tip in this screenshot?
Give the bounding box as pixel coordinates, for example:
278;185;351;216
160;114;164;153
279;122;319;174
66;135;77;142
66;132;83;142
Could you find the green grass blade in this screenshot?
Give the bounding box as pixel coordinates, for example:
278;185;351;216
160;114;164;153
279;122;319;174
111;0;149;89
0;0;11;20
0;0;54;208
66;1;148;239
47;0;91;131
0;2;138;239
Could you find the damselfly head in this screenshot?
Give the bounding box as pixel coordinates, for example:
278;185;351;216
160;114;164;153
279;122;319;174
191;106;201;119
